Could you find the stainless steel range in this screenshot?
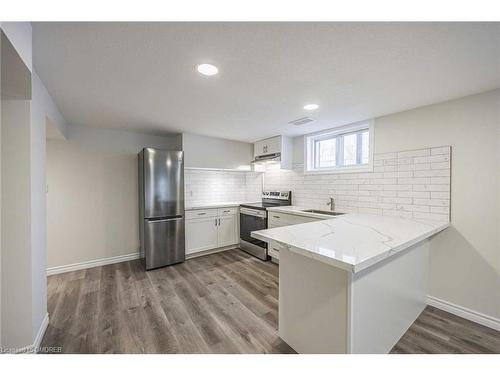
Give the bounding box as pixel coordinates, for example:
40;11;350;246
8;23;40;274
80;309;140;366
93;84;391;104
239;191;292;260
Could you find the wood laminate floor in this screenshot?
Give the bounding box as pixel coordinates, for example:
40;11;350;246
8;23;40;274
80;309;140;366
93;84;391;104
41;249;500;354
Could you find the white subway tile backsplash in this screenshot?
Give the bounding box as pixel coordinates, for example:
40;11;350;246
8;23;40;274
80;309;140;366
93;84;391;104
412;212;450;221
431;191;450;199
374;152;397;160
431;206;450;214
430;177;451;184
398;191;430;198
431;161;451;170
264;146;451;222
397;149;430;158
414;154;451;164
414;169;450;177
431;146;451;155
185;169;263;207
413;198;449;207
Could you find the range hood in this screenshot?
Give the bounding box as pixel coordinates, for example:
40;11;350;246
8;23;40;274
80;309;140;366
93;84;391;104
252;152;282;164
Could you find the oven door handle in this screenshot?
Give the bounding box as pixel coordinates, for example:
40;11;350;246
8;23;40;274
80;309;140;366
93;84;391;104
240;207;267;218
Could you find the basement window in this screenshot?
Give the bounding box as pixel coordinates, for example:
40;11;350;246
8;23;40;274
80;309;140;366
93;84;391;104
304;121;374;174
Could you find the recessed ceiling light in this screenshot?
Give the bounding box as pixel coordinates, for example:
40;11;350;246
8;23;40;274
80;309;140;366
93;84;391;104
303;103;319;111
197;63;219;76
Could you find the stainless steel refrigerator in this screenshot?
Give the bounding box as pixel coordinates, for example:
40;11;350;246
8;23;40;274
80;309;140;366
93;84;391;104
138;148;185;270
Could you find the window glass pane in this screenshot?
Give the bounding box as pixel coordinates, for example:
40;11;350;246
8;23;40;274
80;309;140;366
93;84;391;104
317;138;336;168
361;130;369;164
306;123;371;172
343;133;357;166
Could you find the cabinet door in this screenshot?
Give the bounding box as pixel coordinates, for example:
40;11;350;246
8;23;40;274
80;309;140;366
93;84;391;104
254;139;266;157
185;217;218;255
217;215;238;247
265;136;282;155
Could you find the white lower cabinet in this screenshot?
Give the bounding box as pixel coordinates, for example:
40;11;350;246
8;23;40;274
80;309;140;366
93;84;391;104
217;215;238;247
185;208;239;256
185;217;219;255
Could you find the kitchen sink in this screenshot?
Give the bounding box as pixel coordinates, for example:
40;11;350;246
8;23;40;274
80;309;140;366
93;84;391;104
301;209;345;216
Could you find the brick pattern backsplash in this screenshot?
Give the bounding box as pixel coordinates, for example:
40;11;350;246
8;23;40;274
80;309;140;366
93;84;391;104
185;168;263;207
264;146;451;222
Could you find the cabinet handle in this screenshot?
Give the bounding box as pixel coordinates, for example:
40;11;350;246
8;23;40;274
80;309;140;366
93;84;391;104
218;218;221;226
273;215;280;219
198;212;206;215
223;210;230;213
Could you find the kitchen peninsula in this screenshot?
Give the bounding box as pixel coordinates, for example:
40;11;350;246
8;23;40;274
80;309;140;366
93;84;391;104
252;213;449;353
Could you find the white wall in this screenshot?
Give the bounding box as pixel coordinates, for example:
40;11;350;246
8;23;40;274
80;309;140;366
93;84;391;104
0;32;2;344
182;132;254;170
375;89;499;321
32;72;67;140
1;100;33;348
1;22;40;350
30;71;68;343
0;68;65;349
284;90;500;321
0;22;32;72
46;125;181;269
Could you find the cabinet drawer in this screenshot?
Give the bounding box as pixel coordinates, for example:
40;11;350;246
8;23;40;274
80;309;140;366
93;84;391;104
185;208;218;220
268;242;280;259
268;213;287;228
217;207;238;216
268;241;288;259
287;214;319;225
268;212;321;228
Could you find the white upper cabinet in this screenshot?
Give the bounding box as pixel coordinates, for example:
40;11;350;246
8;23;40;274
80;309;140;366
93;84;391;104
254;136;282;157
253;135;293;170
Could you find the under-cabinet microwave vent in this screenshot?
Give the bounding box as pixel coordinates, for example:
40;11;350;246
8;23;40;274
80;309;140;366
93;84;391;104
288;116;314;126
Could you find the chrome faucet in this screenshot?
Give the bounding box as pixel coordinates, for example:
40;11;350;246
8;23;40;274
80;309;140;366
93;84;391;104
326;196;335;211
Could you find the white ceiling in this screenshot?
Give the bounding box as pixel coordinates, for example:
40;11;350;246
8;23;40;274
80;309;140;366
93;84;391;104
32;22;500;143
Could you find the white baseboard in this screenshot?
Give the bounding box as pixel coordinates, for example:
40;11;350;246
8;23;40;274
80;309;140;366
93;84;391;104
47;252;142;275
46;246;241;276
427;295;500;332
186;245;238;260
33;313;50;352
12;313;49;354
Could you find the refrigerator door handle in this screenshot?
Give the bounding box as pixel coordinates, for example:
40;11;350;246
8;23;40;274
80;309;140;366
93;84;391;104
147;215;183;223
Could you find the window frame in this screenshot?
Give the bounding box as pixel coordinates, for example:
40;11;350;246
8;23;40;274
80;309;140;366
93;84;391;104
304;120;374;174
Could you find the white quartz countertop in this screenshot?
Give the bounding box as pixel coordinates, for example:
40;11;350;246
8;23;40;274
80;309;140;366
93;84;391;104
185;201;252;210
252;213;449;273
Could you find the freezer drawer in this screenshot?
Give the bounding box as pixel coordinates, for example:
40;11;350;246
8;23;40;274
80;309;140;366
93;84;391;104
144;217;185;270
